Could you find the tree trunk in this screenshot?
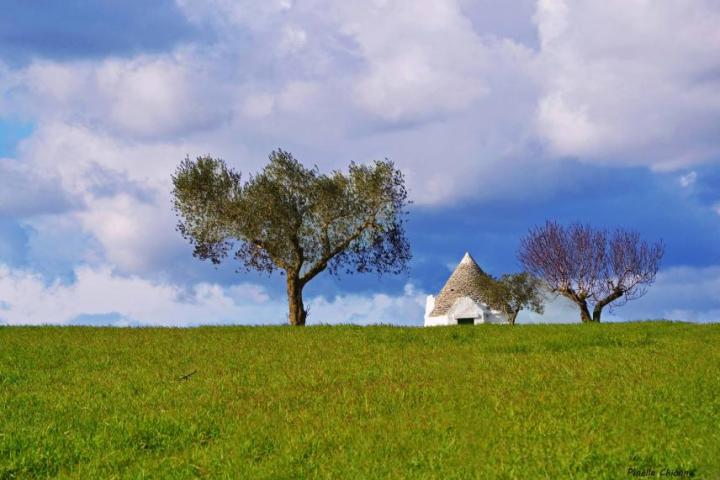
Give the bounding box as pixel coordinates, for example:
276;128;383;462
560;291;593;323
565;297;592;323
592;289;624;323
507;310;519;325
578;301;592;323
287;275;307;326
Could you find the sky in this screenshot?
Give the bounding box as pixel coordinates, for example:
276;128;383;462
1;0;720;326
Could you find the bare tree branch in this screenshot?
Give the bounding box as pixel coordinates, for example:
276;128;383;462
519;221;664;322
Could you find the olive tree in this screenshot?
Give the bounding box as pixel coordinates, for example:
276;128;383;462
482;273;545;325
171;150;411;326
519;221;664;323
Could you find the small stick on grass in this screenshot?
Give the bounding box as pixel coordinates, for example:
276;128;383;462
179;370;197;381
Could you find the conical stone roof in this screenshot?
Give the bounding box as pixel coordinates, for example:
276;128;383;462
430;252;492;316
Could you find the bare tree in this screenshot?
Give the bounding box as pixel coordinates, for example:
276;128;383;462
172;150;411;326
518;221;664;323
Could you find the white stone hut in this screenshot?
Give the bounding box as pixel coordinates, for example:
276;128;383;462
424;252;508;326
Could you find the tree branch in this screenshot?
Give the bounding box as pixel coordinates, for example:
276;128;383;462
300;213;379;285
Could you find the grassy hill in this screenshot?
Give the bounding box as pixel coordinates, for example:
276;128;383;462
1;321;718;479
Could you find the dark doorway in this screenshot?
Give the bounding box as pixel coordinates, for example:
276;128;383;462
457;318;475;325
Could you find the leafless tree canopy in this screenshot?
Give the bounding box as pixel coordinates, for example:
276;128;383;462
519;221;664;322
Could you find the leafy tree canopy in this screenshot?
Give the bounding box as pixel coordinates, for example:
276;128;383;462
481;272;545;325
172;150;411;325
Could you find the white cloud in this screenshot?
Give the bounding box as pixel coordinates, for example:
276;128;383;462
13;54;230;139
0;264;280;326
177;0;295;28
0;263;429;326
8;122;210;274
3;0;719;186
617;265;720;322
337;0;492;121
242;93;275;118
308;283;426;325
534;0;720;167
679;171;697;188
517;289;582;324
172;0;541;207
17;122;202;195
22;0;720;213
536;93;608;156
74;194;180;273
278;25;308;54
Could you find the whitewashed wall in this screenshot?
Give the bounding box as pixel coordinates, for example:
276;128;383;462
424;295;508;326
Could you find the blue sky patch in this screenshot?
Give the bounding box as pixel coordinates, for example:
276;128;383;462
0;119;33;157
0;0;208;65
69;312;130;327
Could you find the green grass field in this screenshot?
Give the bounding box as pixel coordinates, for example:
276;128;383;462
1;321;718;479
